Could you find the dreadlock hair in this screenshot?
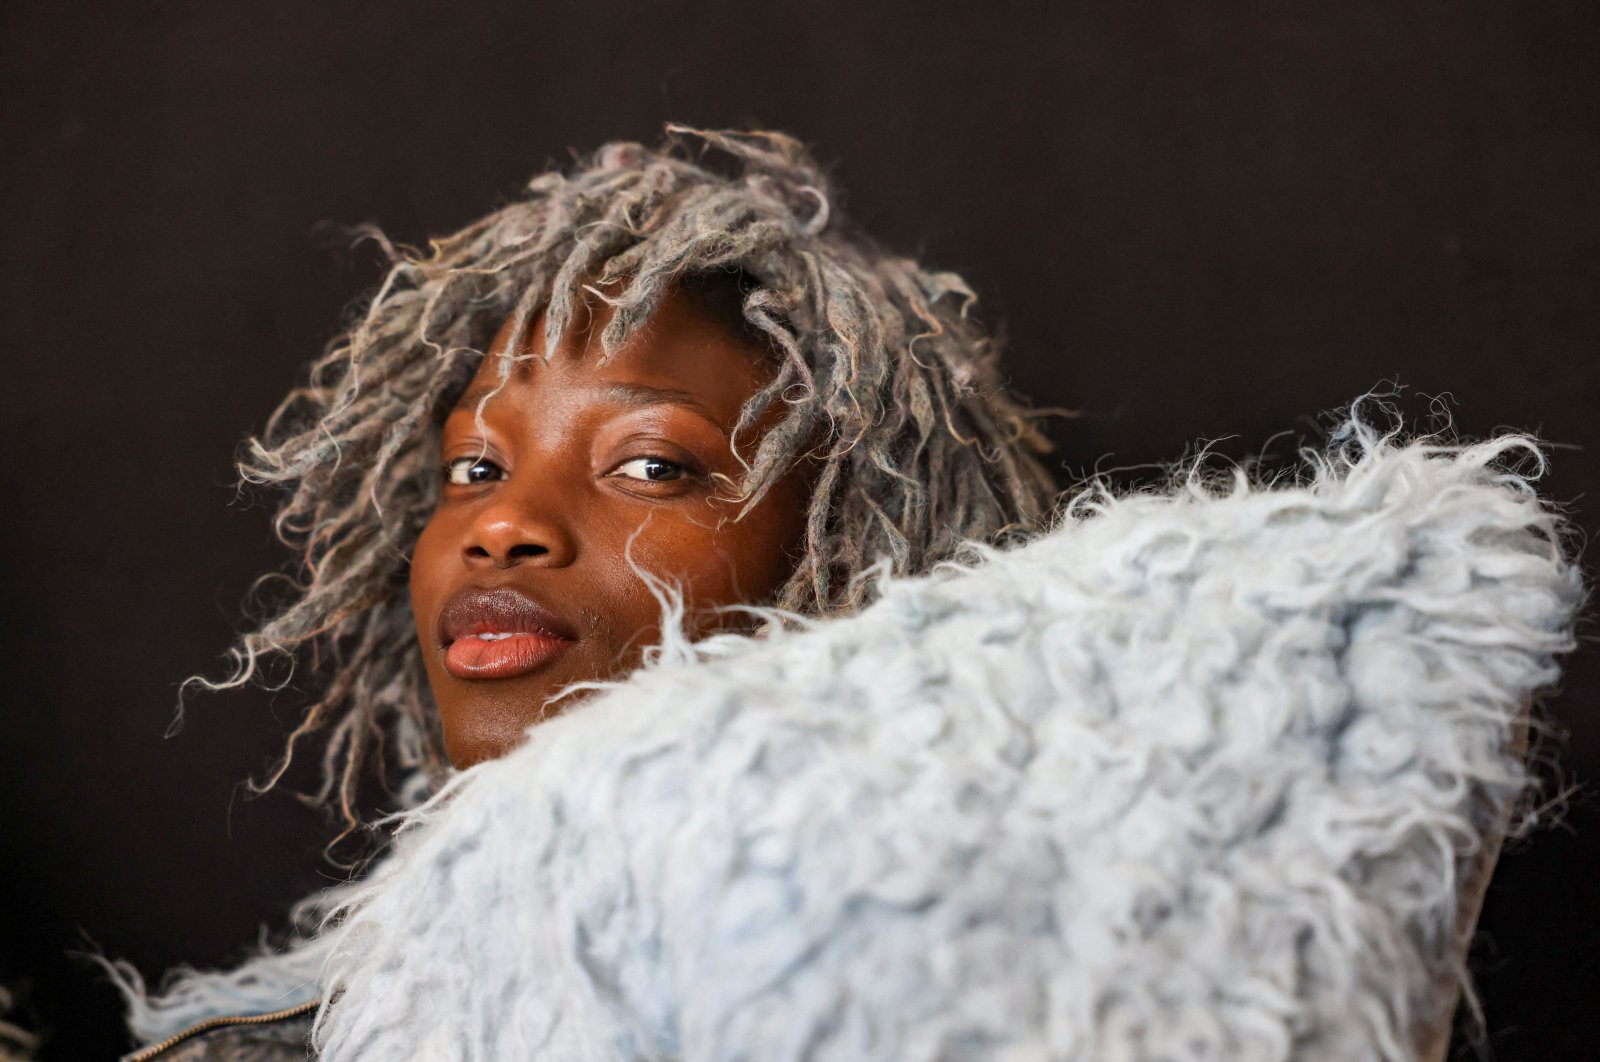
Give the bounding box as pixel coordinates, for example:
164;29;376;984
194;124;1064;837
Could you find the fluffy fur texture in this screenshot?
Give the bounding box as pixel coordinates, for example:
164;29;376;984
122;416;1583;1060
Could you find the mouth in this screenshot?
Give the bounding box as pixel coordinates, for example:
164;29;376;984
437;585;578;681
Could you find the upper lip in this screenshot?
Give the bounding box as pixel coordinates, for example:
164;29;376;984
437;585;580;646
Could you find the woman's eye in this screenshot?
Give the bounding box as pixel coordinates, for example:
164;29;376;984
442;456;506;486
612;456;691;483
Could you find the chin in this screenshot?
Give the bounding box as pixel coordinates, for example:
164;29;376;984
438;683;553;767
441;677;611;768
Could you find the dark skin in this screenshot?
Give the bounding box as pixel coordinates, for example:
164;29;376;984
410;284;816;768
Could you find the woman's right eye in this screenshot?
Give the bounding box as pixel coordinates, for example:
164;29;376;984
442;455;506;486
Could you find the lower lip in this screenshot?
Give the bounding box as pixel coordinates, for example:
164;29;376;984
443;633;574;680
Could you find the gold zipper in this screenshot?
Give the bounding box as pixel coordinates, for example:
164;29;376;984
121;999;320;1061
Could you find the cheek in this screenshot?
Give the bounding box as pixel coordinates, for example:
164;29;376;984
711;476;811;600
582;523;736;652
408;514;453;636
616;496;804;631
617;523;739;610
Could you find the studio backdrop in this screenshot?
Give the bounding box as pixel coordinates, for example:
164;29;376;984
1;2;1595;1058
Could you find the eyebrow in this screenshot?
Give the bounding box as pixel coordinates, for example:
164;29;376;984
453;380;728;434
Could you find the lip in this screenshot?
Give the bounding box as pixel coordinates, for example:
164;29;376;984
437;585;578;681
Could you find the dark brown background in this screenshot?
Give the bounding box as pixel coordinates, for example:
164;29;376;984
2;2;1595;1057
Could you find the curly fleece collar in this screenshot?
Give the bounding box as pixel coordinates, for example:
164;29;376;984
124;415;1585;1061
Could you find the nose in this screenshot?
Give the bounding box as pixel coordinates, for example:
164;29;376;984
462;482;578;570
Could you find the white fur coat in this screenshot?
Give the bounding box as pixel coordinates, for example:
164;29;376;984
122;417;1584;1061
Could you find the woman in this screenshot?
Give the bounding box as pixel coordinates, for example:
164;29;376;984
113;123;1576;1062
114;124;1064;1057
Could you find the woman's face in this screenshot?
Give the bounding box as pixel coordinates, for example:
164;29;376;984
409;285;814;768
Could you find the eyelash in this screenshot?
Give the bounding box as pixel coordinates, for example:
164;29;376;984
439;454;701;488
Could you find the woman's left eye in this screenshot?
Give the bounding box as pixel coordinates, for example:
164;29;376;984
442;455;506;486
611;456;693;483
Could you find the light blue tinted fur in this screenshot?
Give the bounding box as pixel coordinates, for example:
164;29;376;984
119;413;1584;1060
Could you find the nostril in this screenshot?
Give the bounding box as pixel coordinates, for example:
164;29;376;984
463;542;552;566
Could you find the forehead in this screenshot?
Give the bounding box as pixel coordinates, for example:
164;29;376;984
455;285;778;426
